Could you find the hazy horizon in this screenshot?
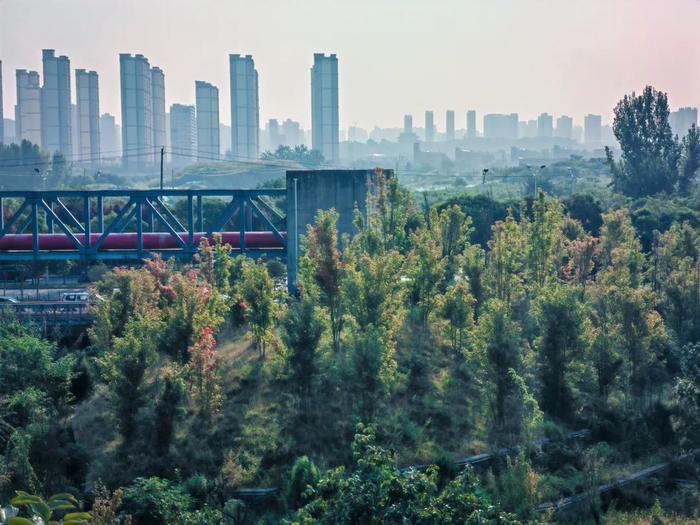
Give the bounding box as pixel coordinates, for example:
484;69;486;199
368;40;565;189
1;0;699;131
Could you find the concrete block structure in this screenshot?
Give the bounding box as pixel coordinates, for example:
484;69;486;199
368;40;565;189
285;169;392;290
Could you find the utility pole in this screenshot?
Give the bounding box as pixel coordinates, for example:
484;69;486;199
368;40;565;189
160;146;165;191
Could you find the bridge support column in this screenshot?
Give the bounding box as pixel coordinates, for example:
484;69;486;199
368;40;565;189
285;169;389;294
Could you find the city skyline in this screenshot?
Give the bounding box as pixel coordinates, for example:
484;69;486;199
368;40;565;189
1;0;699;131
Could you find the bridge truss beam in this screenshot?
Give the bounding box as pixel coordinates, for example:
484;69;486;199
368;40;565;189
0;189;287;262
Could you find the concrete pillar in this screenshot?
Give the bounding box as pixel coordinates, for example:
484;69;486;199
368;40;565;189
285;169;392;293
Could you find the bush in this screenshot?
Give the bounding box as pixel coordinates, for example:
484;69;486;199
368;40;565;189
121;477;193;525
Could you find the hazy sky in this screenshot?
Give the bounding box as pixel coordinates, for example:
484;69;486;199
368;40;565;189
1;0;698;131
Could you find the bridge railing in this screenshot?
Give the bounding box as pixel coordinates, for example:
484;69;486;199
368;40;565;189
0;189;287;261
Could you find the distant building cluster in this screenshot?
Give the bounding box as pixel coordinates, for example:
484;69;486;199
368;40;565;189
1;50;698;172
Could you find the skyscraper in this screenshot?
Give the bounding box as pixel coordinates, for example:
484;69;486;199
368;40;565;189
311;53;339;163
466;110;476;138
670;107;698;137
230;54;259;160
41;49;72;155
445;110;455;142
15;70;42;145
404;114;413;134
120;54;154;167
100;113;120;160
537;112;553;138
151;67;166;157
75;69;100;164
169;103;196;165
483;113;518;139
195;81;220;160
584;114;602;147
555;115;573;140
282;119;302;147
425;110;434;142
0;61;4;144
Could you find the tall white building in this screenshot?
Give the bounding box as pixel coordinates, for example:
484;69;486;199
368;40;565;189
483;113;518;139
15;70;42;145
311;53;339;162
41;49;72;155
100;113;120;160
584;114;602;147
425;110;435;142
170;103;196;166
670;107;698;137
75;69;100;164
445;110;455;142
229;54;259;160
195;81;220;160
282;119;302;147
120;54;154;167
537;113;553;138
555;115;573;140
466;110;477;138
151;67;166;156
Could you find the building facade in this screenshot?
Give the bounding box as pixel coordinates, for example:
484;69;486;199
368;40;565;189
169;103;197;166
15;70;42;145
75;69;100;164
195;81;220;160
151;67;166;157
466;110;477;139
537;113;553;138
425;110;435;142
230;54;259;160
311;53;339;162
446;110;455;142
120;54;154;167
584;114;602;147
555;115;573;140
483;113;518;139
99;113;120;161
670;107;698;137
41;49;72;155
282;119;302;147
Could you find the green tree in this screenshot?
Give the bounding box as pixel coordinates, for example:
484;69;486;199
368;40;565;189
153;365;187;455
655;223;700;344
679;124;700;194
525;192;564;289
302;209;345;353
282;296;324;415
607;86;681;196
236;261;277;357
349;326;397;422
485;215;525;309
534;284;589;421
439;281;475;353
477;300;538;446
289;427;517;524
98;316;161;443
406;224;446;326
